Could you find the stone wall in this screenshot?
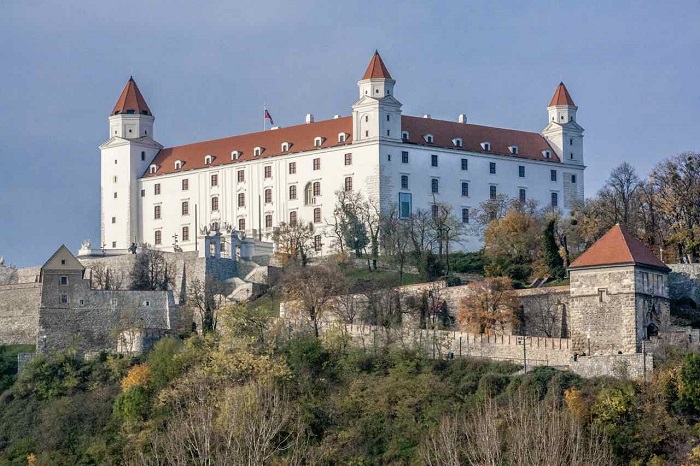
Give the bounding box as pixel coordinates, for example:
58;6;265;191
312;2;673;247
0;283;41;345
570;353;653;379
670;264;700;305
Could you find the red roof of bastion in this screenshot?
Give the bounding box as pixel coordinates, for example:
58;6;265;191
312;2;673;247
362;51;393;80
548;82;576;107
112;77;152;116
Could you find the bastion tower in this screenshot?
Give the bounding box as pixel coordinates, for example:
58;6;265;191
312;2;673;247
568;225;671;355
99;78;162;251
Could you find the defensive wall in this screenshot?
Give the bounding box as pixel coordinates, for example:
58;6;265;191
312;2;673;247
0;283;41;345
670;264;700;305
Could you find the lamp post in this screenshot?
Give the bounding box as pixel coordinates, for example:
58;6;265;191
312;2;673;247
587;332;591;356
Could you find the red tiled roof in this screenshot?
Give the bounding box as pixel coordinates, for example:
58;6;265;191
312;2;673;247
362;51;392;80
143;117;353;177
112;77;152;116
548;82;576;107
401;116;560;162
569;225;669;270
143;115;560;178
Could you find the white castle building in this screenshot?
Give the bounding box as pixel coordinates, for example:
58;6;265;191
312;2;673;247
100;52;585;256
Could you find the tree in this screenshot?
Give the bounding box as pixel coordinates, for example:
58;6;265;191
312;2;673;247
273;221;316;266
381;205;412;284
483;209;540;283
458;277;521;334
542;218;566;279
606;162;642;228
431;201;464;275
334;189;380;270
283;263;346;337
188;277;226;334
130;246;173;291
525;291;565;337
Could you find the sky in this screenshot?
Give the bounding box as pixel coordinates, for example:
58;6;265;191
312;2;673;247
1;1;698;267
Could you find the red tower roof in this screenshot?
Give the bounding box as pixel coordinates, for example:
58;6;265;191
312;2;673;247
362;51;393;80
569;225;669;271
548;82;576;107
111;77;152;116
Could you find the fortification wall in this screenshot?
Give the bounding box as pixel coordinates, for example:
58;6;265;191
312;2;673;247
0;283;41;345
0;265;41;285
670;264;700;305
570;353;653;379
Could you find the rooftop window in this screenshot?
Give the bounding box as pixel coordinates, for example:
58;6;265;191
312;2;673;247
480;142;491;151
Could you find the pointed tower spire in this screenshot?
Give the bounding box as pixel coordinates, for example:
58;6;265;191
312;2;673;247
549;82;576;107
362;50;393;80
111;77;152;116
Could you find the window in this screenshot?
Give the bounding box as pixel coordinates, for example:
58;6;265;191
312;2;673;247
238;218;246;231
114;159;117;164
543;150;551;159
264;166;272;178
313;158;320;170
519;188;526;203
141;151;146;161
431;154;438;167
61;259;66;265
461;158;468;170
60;276;68;286
570;152;574;159
462;208;470;224
182;179;189;190
265;214;273;228
314;235;322;251
399;193;412;218
141;189;145;197
509;146;518;155
264;189;272;204
481;142;490;151
289;162;296;174
114;192;117;198
518;166;525;178
345;153;352;165
365;115;369;122
489;162;496;174
453;138;463;147
551;192;558;207
253;147;262;156
60;294;69;304
182;201;189;216
289;211;297;226
313;181;321;196
386;114;390;121
155;230;162;245
401;175;409;190
402;131;409;141
289;185;297;200
431;178;439;193
338;133;346;143
344;177;353;192
598;288;607;302
154;183;161;195
281;142;290;152
235;170;244;182
231;150;240;160
570;138;573;146
211;174;218;187
114;176;118;182
182;226;189;241
111;217;116;224
154;205;161;219
237;193;245;207
551;170;557;182
461;182;469;197
425;134;434;143
314;137;322;147
175;160;182;170
490;185;497;199
401;151;409;163
204;155;212;164
571;174;577;183
387;154;391;161
314;207;321;223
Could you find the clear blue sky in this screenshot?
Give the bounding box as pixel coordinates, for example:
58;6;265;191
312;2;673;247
1;1;698;266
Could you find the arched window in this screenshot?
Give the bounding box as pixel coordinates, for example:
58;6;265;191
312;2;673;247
304;182;313;205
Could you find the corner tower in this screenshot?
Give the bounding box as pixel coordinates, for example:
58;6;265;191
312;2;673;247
542;82;584;165
100;77;162;251
352;51;402;142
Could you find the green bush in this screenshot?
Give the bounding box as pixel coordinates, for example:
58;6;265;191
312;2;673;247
113;385;150;427
449;251;485;274
0;344;34;393
146;336;184;390
476;372;511;401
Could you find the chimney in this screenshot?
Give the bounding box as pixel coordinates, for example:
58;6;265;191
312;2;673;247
458;114;467;124
423;114;431;119
305;114;314;124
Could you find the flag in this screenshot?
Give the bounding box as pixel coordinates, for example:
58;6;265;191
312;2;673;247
264;109;274;125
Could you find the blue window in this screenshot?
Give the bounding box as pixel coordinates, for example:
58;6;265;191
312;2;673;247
399;193;412;219
461;182;469;197
462;208;469;224
431;154;438;167
490;162;496;174
461;158;468;170
518;166;525;178
490;185;497;199
431;178;439;193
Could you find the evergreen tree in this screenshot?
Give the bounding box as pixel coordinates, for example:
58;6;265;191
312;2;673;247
543;218;565;279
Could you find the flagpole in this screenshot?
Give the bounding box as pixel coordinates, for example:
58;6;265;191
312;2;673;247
263;103;266;131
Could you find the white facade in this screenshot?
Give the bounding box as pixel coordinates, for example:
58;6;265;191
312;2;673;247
100;53;585;256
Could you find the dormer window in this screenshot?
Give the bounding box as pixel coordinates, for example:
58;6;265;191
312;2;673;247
338;133;347;143
253;147;263;157
149;164;157;174
509;146;518;155
402;131;409;141
281;142;290;152
174;160;183;170
314;137;324;147
452;138;463;148
542;150;551;159
424;134;434;144
231;150;240;160
204;155;213;165
480;142;491;151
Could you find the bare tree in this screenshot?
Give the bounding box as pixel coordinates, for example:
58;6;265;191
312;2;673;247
283;263;347;337
381;205;412;284
458;277;521;334
431;201;464;275
524;291;565;337
606;162;642;227
188;277;226;334
130;246;174;291
273;221;316;266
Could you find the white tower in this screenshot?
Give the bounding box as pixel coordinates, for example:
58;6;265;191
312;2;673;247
352;51;402;142
542;82;584;165
99;77;162;251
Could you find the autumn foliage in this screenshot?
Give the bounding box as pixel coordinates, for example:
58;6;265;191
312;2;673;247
121;363;150;391
457;277;521;334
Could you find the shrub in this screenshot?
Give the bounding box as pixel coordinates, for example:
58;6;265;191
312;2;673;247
113;385;150;427
146;337;184;390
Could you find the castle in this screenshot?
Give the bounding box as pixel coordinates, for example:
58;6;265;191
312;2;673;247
100;51;585;256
